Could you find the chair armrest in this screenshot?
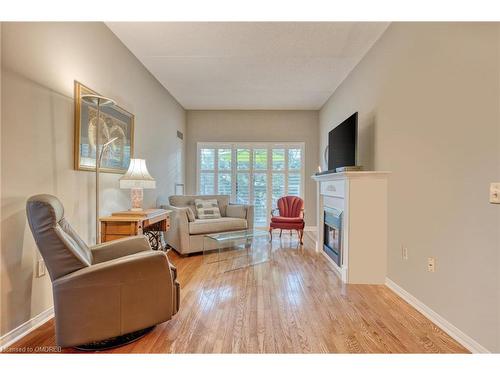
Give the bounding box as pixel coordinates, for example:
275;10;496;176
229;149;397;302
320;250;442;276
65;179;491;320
246;205;254;230
226;204;247;219
163;205;190;253
166;253;177;280
54;251;171;288
161;204;194;222
271;208;304;218
227;204;254;229
90;235;151;264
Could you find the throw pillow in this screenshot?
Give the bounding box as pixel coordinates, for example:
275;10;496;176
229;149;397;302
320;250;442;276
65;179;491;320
195;199;221;219
185;207;196;222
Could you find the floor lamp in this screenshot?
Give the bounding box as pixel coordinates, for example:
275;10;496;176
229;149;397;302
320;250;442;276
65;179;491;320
81;94;116;244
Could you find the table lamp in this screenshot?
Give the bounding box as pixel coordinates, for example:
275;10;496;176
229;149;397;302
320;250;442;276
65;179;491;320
119;159;156;211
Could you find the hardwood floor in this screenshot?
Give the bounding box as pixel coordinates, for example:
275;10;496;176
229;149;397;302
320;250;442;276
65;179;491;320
7;234;468;353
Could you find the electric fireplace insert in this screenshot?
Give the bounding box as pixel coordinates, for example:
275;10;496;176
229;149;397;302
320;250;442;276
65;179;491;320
323;207;342;267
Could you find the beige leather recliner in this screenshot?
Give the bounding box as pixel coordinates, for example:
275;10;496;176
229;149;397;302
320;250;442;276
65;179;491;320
26;194;180;348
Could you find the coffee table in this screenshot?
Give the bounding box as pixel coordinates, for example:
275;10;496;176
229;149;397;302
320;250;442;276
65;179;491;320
203;229;271;272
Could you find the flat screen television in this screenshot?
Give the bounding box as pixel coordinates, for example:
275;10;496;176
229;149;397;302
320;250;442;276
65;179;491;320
328;112;357;172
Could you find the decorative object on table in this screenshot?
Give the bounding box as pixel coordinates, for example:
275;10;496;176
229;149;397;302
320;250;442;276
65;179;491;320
269;195;305;244
119;159;156;211
74;81;134;173
174;183;185;195
79;90;118;244
100;209;170;250
195;198;222;219
26;194;179;349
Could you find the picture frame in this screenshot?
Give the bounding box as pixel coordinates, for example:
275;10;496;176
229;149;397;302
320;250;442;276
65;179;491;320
74;81;135;173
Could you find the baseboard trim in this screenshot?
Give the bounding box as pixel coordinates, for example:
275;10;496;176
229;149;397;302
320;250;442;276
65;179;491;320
0;307;54;352
385;278;490;353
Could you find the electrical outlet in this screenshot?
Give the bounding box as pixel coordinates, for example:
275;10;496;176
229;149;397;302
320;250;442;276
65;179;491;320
427;257;435;272
490;183;500;204
401;246;408;260
37;259;46;278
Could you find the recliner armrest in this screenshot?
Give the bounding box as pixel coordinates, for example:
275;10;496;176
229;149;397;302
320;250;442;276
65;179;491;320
54;251;172;289
90;235;151;264
168;259;177;280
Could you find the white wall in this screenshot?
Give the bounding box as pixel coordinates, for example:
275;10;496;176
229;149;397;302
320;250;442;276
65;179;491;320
186;110;319;225
0;22;186;337
319;23;500;352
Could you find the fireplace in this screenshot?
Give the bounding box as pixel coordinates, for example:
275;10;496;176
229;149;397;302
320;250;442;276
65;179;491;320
323;207;342;266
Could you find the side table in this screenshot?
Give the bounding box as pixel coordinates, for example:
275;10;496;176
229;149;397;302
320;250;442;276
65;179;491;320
99;208;171;250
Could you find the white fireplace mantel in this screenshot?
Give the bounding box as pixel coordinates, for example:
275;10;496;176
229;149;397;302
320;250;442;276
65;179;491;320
312;170;391;182
311;171;390;284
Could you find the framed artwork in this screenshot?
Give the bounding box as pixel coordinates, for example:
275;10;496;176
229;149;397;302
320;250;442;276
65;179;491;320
74;81;134;173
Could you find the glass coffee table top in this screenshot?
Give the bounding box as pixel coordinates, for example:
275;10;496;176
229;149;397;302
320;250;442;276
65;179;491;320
203;229;271;272
205;229;269;241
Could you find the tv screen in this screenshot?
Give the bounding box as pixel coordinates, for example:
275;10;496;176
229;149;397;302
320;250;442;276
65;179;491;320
328;112;357;171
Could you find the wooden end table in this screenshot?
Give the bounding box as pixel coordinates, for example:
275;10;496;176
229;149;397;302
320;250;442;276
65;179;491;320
99;208;171;250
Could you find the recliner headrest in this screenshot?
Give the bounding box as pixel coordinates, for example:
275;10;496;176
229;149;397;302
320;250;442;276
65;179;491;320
27;194;64;224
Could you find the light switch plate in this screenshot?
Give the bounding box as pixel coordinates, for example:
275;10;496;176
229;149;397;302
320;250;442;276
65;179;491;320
490;183;500;204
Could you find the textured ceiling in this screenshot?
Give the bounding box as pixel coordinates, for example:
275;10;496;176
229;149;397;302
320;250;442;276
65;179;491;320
107;22;389;110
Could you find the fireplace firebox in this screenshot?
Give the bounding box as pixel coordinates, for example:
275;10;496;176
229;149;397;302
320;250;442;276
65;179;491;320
323;207;342;266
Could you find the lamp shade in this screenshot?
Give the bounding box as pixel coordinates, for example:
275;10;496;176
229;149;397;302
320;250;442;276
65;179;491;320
119;159;156;189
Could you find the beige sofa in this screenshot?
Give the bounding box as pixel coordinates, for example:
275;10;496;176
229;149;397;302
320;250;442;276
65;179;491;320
163;195;254;255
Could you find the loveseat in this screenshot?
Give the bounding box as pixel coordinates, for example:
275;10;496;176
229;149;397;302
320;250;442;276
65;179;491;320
163;195;254;255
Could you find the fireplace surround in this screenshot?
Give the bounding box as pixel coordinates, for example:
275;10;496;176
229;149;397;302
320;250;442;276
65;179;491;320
312;171;390;284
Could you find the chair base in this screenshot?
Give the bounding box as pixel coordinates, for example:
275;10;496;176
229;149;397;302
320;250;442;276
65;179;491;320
74;326;155;351
269;228;304;245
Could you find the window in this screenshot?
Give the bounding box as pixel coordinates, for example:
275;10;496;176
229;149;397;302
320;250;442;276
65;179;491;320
197;142;305;227
198;148;216;195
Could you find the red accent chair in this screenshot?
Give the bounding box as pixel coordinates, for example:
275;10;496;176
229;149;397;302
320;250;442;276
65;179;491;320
269;196;305;244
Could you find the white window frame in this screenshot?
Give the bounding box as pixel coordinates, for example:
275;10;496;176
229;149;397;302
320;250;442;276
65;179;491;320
196;142;305;226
